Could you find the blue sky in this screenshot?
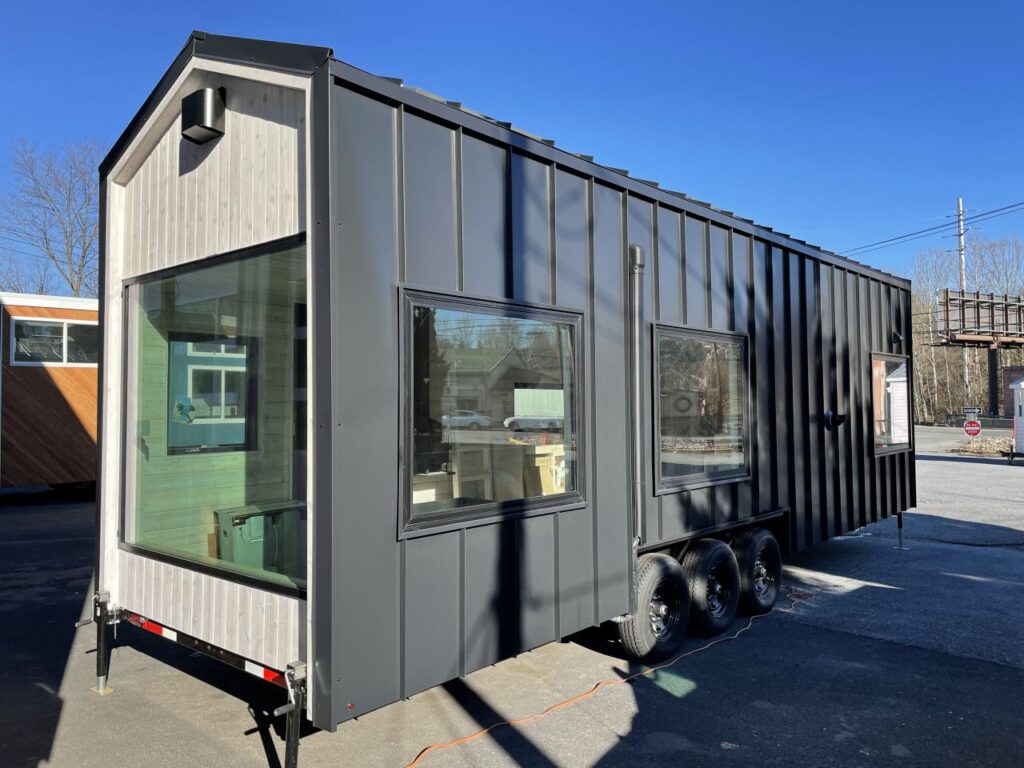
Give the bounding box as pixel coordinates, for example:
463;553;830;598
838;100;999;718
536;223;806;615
1;0;1021;279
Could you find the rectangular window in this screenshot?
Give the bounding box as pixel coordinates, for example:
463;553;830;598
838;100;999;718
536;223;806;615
167;335;256;454
872;355;910;450
122;239;307;591
11;318;98;365
656;326;748;489
406;293;581;529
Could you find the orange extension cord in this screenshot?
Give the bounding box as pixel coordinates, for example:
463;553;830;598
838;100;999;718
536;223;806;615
404;589;814;767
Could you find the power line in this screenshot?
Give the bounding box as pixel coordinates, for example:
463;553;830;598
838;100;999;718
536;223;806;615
0;244;53;263
840;200;1024;257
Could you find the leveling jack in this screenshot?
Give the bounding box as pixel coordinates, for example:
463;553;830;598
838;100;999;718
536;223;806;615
892;510;910;551
75;591;118;695
274;662;308;768
77;598;310;767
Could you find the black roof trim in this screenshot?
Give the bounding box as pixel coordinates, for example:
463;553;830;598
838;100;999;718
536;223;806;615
101;32;908;290
99;30;331;176
327;58;911;290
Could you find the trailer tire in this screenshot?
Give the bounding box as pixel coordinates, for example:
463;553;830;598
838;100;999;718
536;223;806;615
731;528;782;615
681;539;741;636
618;553;689;661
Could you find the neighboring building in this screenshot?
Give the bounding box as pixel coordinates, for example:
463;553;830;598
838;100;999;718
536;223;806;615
0;292;98;488
1002;365;1024;418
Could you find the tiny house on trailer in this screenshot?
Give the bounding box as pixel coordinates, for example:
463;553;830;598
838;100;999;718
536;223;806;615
92;31;916;762
0;292;98;488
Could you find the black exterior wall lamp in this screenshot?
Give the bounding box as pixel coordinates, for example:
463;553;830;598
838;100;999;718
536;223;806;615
181;87;226;144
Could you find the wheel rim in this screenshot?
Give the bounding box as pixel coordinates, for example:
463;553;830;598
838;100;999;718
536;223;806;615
706;564;732;619
648;585;681;639
752;546;775;600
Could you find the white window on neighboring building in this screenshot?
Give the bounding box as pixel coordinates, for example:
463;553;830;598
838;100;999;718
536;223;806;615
11;318;98;366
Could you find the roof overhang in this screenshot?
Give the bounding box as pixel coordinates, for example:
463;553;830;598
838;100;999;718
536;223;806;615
0;291;99;311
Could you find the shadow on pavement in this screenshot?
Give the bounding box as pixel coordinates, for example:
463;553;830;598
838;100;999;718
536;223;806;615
0;492;305;768
915;453;1017;467
0;493;94;768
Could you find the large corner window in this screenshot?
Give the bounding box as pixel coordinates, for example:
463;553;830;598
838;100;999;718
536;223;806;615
406;293;581;529
11;318;98;365
656;326;748;490
872;354;910;451
122;238;307;591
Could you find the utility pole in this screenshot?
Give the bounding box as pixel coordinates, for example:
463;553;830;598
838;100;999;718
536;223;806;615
957;197;970;407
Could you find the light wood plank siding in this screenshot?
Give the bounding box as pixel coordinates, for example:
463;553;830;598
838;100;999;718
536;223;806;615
118;549;300;670
104;65;310;670
119;74;305;279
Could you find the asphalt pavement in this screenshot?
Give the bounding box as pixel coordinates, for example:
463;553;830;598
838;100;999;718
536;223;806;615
3;430;1022;768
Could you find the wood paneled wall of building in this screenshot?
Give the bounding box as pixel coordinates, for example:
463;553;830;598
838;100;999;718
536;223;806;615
1;305;98;487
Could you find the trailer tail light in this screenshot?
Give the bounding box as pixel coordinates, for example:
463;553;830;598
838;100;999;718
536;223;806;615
124;612;286;688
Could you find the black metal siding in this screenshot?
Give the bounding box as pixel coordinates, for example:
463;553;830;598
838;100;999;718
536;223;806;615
324;70;915;728
328;83;635;726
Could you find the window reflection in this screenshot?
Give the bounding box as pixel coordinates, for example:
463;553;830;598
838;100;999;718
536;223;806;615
873;358;909;448
658;330;747;485
409;301;579;525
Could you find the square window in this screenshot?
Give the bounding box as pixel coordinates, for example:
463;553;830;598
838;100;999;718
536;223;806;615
406;294;582;529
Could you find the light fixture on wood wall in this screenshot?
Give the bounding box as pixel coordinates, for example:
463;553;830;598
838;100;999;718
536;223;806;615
181;87;225;144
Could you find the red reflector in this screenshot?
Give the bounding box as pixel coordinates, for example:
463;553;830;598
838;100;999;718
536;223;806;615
264;669;284;685
141;620;163;636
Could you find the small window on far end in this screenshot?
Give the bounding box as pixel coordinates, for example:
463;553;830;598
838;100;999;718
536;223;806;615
872;356;910;450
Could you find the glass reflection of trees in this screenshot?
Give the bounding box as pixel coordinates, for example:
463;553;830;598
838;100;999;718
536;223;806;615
659;332;745;482
410;300;577;523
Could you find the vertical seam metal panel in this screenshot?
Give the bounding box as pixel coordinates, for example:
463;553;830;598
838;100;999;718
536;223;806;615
586;178;600;623
454;127;465;293
396;105;407;285
549;163;557;305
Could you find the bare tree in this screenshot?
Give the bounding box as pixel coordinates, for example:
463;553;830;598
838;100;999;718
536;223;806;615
910;235;1024;422
0;258;56;295
0;140;101;297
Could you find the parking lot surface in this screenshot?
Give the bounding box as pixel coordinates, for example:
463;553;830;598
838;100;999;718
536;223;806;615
3;429;1023;768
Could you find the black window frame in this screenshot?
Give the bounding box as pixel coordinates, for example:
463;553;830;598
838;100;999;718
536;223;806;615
117;232;309;599
653;323;751;493
870;351;913;456
164;330;260;456
400;288;586;536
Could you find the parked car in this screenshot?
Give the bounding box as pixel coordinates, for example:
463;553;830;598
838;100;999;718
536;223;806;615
441;410;491;429
503;415;564;431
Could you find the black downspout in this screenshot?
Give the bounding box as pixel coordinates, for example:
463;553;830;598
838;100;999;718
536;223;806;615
628;244;645;613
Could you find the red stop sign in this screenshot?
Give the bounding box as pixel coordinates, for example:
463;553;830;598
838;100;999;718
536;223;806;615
964;420;982;437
